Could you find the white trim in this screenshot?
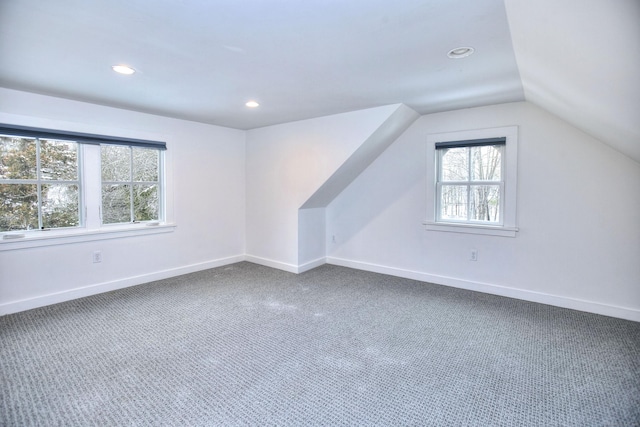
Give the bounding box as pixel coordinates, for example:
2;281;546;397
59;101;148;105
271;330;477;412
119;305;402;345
298;257;327;273
0;223;177;251
0;254;244;316
426;126;518;236
326;256;640;322
0;125;175;244
422;221;518;237
244;254;300;273
244;254;326;274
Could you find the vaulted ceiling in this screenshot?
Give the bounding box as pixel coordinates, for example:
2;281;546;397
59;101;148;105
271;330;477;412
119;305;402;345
0;0;638;161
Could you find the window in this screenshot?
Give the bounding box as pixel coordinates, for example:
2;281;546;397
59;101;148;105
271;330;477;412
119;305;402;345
425;126;518;237
0;136;81;231
0;124;170;244
436;138;504;225
101;145;162;224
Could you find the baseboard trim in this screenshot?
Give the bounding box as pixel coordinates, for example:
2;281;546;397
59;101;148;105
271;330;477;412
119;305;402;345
6;254;637;322
244;255;300;273
243;255;326;274
326;257;640;322
298;257;327;273
0;255;245;316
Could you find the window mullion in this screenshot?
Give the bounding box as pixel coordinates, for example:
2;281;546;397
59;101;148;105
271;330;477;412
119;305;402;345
35;138;43;229
466;147;471;222
158;150;164;222
84;144;103;229
77;144;84;227
129;147;135;222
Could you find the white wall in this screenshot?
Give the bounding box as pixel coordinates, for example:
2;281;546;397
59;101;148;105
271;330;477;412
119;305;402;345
298;208;326;269
245;105;401;271
0;89;246;314
327;102;640;321
2;92;638;321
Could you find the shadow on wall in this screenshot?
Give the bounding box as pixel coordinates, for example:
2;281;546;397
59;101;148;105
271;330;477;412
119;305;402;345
326;119;426;251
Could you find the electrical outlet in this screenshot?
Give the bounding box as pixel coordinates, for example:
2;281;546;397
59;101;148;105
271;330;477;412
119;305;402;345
470;249;478;261
93;251;102;263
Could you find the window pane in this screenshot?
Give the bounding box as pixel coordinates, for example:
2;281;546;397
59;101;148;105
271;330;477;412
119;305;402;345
41;184;79;228
40;140;78;181
440;185;468;220
471;145;501;181
0;136;37;179
133;184;158;221
470;185;500;223
101;145;130;182
102;184;131;224
0;183;38;231
441;147;468;181
133;148;159;182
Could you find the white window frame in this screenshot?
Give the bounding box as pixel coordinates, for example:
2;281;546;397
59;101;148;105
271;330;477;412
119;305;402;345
0;136;84;231
0;124;175;251
424;126;518;237
100;145;165;226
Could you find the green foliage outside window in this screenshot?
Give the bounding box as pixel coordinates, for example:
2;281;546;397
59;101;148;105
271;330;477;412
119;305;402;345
0;136;79;232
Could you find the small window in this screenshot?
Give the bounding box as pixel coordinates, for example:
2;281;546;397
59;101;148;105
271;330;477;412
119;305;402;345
101;145;162;224
0;135;80;231
425;127;518;237
436;138;504;225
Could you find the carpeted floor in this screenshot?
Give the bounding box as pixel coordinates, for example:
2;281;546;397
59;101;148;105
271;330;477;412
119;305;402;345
1;262;639;426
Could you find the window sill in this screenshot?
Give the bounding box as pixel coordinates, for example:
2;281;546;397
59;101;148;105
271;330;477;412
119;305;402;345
0;223;176;251
422;221;518;237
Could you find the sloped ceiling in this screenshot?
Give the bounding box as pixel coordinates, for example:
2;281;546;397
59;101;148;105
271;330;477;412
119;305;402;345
0;0;638;161
505;0;640;163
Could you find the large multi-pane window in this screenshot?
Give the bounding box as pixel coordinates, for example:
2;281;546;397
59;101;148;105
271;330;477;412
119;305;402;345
101;145;161;224
0;124;166;235
436;138;505;225
0;135;80;232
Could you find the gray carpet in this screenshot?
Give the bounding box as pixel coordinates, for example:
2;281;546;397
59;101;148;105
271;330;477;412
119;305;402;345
1;262;639;426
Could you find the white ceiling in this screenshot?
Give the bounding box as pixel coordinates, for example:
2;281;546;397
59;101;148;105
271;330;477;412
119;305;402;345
0;0;638;161
0;0;523;129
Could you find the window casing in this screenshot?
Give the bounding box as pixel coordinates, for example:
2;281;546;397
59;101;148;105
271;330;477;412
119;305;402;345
0;124;171;245
425;127;518;237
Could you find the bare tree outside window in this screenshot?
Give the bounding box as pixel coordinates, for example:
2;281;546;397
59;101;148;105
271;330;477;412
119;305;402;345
101;145;160;224
438;144;503;224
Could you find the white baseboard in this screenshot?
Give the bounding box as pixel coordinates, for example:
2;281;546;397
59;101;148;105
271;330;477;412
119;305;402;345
244;254;300;273
298;257;327;273
243;255;326;274
5;254;637;322
0;255;245;316
326;256;640;322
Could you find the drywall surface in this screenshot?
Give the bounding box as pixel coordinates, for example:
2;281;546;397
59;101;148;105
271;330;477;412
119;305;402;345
245;105;401;270
0;88;246;313
326;102;640;320
505;0;640;163
298;207;326;270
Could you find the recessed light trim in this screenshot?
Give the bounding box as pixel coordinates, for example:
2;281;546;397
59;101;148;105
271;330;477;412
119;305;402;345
112;65;136;75
447;47;475;59
245;100;260;108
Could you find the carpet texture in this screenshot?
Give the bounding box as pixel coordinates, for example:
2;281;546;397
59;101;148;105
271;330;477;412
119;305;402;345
1;262;639;426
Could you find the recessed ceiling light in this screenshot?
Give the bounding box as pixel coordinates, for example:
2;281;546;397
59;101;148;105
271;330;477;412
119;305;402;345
112;65;136;75
245;100;260;108
447;47;475;59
